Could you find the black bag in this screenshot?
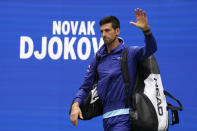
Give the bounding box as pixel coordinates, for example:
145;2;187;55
121;47;183;131
78;83;103;120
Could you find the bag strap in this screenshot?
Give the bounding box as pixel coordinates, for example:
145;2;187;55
121;47;130;108
164;90;183;111
94;54;101;83
164;90;183;125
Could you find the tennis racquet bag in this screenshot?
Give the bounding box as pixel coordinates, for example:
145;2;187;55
121;47;183;131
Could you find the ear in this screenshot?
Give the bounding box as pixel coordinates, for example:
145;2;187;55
116;28;120;35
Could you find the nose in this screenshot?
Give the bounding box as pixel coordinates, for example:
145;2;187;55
102;31;106;37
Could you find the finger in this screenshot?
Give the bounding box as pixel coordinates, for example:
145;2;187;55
79;112;84;120
134;9;138;17
72;117;78;126
143;11;147;18
130;22;137;27
139;8;143;16
136;8;140;16
70;113;78;126
73;119;78;126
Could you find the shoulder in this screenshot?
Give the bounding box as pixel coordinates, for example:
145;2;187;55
125;46;142;61
128;46;139;50
127;46;140;54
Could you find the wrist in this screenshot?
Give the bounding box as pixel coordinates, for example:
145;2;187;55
142;27;151;35
142;25;150;31
72;102;80;108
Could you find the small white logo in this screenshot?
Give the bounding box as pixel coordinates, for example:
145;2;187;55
117;57;121;60
90;84;99;104
87;65;91;73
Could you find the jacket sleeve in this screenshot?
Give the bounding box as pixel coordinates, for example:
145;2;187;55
134;33;157;62
73;56;97;105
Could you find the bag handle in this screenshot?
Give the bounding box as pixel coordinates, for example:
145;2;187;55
164;90;183;125
164;90;183;111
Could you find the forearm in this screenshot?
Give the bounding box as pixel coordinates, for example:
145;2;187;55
144;32;157;55
73;56;97;105
135;31;157;61
74;88;89;105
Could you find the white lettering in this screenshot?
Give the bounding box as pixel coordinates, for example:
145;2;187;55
77;37;91;60
64;37;77;60
48;37;63;60
71;21;79;35
78;21;86;35
52;21;61;35
87;21;95;35
62;21;70;35
34;37;47;60
20;36;34;59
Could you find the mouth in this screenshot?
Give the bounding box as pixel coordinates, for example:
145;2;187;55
103;37;109;41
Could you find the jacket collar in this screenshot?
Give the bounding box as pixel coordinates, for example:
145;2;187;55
97;37;125;57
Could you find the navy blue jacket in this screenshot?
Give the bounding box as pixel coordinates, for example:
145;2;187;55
74;33;157;114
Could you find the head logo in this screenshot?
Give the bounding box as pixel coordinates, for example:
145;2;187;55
154;78;163;116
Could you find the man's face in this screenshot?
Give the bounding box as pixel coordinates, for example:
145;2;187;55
100;23;120;45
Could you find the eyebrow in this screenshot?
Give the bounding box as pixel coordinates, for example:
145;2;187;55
100;28;111;32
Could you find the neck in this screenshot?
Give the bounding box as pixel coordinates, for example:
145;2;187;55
106;38;120;54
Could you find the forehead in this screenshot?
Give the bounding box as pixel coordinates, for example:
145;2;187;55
100;23;113;30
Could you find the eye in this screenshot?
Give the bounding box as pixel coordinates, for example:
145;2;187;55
105;29;110;32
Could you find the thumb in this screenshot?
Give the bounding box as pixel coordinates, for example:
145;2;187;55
130;22;137;27
79;112;84;120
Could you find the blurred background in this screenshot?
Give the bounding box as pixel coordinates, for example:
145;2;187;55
0;0;197;130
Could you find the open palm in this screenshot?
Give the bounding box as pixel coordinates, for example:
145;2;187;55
130;8;149;31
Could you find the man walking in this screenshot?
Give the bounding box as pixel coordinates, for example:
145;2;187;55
70;8;157;131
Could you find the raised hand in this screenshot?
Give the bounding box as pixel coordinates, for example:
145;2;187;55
130;8;150;31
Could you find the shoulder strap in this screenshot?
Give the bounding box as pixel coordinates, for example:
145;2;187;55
121;47;130;108
95;54;101;83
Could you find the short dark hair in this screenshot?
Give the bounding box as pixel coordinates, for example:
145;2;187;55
99;16;120;29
